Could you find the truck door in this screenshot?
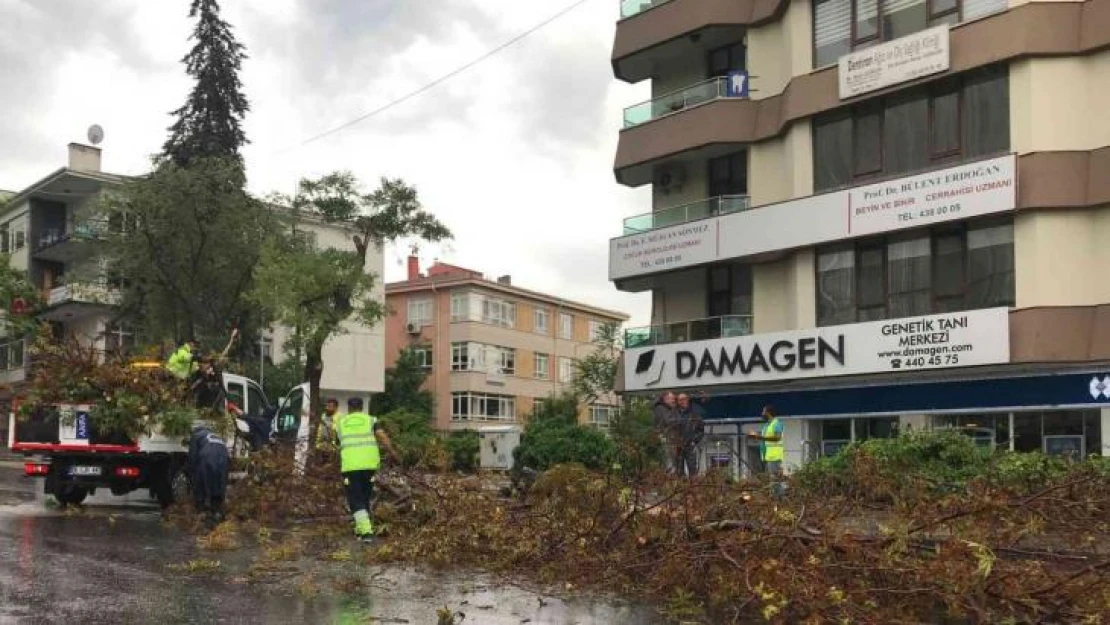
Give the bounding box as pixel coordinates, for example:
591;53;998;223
274;387;304;443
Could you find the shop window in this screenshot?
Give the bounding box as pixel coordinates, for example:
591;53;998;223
812;66;1009;192
854;417;899;441
821;419;853;456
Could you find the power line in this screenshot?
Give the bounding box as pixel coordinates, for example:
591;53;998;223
278;0;597;153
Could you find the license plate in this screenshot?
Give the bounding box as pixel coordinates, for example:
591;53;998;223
70;466;101;477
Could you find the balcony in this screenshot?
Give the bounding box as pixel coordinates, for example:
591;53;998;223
612;0;783;83
625;314;753;348
620;0;672;19
624;195;750;235
625;77;735;128
40;282;120;321
33;220;107;263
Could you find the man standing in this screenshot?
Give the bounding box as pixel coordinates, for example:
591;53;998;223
166;338;200;380
652;392;679;474
675;393;706;478
335;397;400;543
746;405;785;497
315;398;341;461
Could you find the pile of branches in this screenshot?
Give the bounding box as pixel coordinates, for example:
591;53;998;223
225;444;1110;623
17;328;210;440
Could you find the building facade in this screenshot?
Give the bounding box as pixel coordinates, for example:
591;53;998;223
384;257;629;431
0;143;385;424
609;0;1110;474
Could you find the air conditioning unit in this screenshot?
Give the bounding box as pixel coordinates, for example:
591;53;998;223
406;323;421;335
656;165;687;194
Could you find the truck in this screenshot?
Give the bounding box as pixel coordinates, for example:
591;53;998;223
9;368;311;508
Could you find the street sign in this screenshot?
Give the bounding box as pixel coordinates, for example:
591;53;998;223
726;71;749;98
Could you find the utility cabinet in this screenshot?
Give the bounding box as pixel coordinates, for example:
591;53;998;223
478;425;521;471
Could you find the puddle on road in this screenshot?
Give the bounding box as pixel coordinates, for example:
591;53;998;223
0;467;664;625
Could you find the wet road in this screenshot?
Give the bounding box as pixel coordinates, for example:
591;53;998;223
0;462;661;625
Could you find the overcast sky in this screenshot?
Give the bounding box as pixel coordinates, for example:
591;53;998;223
0;0;652;325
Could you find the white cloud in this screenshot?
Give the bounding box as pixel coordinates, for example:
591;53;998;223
0;0;652;328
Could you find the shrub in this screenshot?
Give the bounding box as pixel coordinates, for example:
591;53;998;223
378;409;435;468
513;394;616;472
443;431;479;473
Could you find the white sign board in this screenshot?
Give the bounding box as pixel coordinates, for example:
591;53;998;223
839;25;950;99
847;157;1016;237
623;308;1010;391
610;220;718;281
610;155;1017;283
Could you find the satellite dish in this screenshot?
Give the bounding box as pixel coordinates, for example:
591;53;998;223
87;124;104;145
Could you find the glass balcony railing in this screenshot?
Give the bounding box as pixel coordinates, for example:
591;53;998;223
623;195;750;235
620;0;673;19
35;220;109;252
624;314;754;348
623;77;729;128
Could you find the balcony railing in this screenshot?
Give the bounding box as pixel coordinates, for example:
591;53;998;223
623;77;730;128
35;220;108;252
46;283;119;308
620;0;673;19
625;314;754;348
623;195;750;235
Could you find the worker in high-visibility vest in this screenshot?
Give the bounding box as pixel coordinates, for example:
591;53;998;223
746;404;785;498
334;397;399;543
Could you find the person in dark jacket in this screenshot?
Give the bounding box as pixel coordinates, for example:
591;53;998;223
675;393;706;477
188;425;230;526
653;392;680;473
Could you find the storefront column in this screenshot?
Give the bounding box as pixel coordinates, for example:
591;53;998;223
1102;409;1110;457
783;419;806;472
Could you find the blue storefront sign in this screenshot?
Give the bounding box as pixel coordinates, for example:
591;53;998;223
75;412;90;440
703;371;1110;420
725;71;749;98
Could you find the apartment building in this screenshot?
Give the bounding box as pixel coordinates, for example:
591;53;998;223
609;0;1110;474
0;143;385;421
384;257;629;431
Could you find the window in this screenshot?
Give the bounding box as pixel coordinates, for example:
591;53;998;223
103;322;134;355
451;342;514;374
13;229;25;251
0;339;23;370
707;42;746;79
708;152;748;198
588;320;605;342
451;342;471;371
0;225;8;254
533;398;547;414
812;0;1008;68
246;384;269;420
812;66;1009;191
411;346;433;370
258;336;274;362
450;292;467;321
407;297;433;327
534;353;550;379
481;296;516;328
707;263;753;318
558;357;575;383
534;308;550;335
589;405;619;429
451;392;516;422
493;346;516;375
815;221;1014;325
559;313;574;339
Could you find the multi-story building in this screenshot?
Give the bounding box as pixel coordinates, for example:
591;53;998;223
0;142;386;436
608;0;1110;474
384;257;629;431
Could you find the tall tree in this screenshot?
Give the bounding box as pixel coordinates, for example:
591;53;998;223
162;0;250;168
370;348;435;417
250;174;451;458
96;157;277;353
572;322;621;404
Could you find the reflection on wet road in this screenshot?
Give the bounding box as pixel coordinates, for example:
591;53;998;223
0;464;660;625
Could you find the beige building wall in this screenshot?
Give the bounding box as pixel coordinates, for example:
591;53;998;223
1010;53;1110;154
1014;208;1110;308
746;0;814;92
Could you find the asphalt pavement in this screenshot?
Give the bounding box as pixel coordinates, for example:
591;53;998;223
0;460;660;625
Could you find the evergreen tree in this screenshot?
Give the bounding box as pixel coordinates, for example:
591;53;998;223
162;0;250;168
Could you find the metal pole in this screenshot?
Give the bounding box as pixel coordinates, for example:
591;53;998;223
259;335;265;387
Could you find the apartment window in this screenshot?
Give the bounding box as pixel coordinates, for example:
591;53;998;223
451;342;472;371
559;357;575;383
534;308;550;335
812;0;1008;68
493;346;516;375
0;339;23;370
0;225;8;254
411;345;433;370
708;152;748;198
13;229;25;251
812;66;1009;191
103;323;135;355
815;221;1013;325
450;292;467;321
451;342;514;374
707;42;746;79
559;313;574;339
533;398;547;414
481;296;516;328
534;353;550;379
589;405;619;430
707;263;754;318
407;297;433;327
588;320;605;342
451;392;516;422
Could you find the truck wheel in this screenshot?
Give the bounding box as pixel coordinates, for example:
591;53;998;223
156;465;190;509
55;486;88;507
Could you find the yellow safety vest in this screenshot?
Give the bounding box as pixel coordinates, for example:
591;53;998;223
762;418;784;463
335;412;381;473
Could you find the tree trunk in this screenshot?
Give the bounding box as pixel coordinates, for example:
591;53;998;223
303;339;324;472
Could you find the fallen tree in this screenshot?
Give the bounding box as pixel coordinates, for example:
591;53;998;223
222;433;1110;623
